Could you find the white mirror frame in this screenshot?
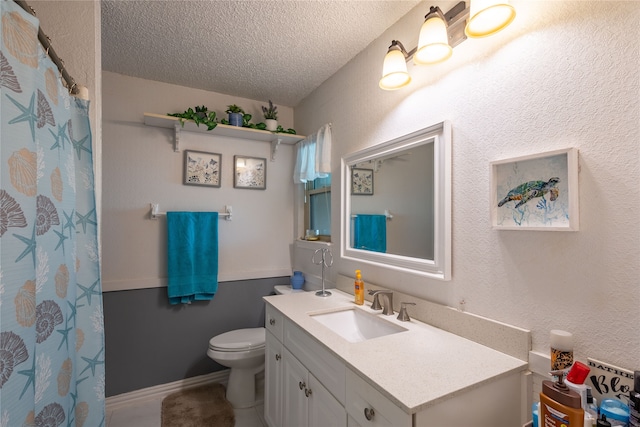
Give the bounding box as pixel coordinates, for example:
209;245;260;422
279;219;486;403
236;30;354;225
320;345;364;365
340;121;451;280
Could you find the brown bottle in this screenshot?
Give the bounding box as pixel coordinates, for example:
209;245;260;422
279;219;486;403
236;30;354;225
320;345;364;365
540;370;584;427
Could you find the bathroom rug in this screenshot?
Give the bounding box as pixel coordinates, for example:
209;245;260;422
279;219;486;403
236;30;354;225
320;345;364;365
161;382;234;427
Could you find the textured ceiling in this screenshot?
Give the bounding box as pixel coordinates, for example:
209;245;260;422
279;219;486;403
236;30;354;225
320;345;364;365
101;0;421;107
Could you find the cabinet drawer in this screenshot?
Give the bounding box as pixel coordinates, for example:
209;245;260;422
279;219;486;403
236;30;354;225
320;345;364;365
284;319;346;404
265;303;284;342
346;370;411;427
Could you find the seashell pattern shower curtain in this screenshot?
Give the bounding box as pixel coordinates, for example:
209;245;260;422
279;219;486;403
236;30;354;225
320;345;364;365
0;1;104;426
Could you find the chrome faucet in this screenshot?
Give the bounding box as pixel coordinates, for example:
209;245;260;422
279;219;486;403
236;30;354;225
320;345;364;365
368;290;394;315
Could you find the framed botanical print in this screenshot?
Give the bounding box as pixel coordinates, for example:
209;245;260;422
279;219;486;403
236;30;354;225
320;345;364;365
184;150;221;187
351;168;373;195
234;155;267;190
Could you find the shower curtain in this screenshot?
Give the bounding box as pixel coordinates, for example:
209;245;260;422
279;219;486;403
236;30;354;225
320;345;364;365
0;2;104;426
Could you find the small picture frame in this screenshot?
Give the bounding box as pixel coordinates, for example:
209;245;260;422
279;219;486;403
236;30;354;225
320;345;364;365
234;155;267;190
490;148;579;231
351;168;374;195
184;150;221;187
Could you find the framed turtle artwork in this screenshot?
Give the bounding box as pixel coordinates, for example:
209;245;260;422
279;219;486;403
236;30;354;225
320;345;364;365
490;148;579;231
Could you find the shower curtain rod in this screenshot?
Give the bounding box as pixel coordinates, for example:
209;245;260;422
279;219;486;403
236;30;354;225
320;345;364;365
13;0;80;96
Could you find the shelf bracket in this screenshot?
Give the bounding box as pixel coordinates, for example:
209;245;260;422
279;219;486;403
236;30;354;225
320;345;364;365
271;138;282;161
173;123;181;152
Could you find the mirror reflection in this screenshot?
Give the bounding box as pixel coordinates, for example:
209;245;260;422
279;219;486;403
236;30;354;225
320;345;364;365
341;122;451;280
349;142;434;259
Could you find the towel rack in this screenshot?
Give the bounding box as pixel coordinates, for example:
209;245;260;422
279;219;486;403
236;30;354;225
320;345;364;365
351;210;393;220
149;203;233;220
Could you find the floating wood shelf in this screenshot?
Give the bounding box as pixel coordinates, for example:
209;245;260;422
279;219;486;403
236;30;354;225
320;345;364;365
143;112;305;160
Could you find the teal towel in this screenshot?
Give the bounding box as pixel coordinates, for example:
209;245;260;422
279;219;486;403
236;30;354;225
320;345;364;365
167;212;219;304
353;214;386;253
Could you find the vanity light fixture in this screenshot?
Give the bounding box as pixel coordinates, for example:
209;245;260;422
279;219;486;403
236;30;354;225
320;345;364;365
414;6;452;65
379;40;412;90
466;0;516;38
379;0;516;90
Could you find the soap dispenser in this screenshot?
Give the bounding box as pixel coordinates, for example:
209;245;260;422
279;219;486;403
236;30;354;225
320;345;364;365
540;370;584;427
354;270;364;305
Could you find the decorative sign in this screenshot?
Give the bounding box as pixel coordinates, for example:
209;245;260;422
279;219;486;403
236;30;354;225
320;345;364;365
587;358;634;402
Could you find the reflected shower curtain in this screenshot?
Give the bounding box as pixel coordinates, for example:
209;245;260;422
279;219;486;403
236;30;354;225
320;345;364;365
0;2;104;426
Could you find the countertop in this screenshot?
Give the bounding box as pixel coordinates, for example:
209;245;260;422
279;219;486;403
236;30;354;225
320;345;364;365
264;289;528;414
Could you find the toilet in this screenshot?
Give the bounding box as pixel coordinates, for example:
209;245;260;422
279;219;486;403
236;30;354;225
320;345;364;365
206;284;302;408
207;327;266;408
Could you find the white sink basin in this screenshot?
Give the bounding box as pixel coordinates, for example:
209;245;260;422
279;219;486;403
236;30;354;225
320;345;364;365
310;308;407;343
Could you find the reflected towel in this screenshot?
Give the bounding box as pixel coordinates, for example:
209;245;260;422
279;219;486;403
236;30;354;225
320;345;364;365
167;212;218;304
353;214;386;253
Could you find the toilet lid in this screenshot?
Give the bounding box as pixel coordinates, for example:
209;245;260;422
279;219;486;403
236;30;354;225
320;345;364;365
209;327;265;351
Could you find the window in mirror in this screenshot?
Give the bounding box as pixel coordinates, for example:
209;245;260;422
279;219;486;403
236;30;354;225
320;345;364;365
305;175;331;241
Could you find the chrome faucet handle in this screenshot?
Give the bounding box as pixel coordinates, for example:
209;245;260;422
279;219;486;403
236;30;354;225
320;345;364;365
369;290;394;315
381;292;394;316
397;302;416;321
368;289;382;310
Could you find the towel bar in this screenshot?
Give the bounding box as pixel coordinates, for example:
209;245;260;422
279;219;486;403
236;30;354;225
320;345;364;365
350;210;393;220
149;203;232;220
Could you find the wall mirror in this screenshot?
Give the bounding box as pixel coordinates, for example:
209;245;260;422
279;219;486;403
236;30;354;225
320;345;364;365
340;121;451;280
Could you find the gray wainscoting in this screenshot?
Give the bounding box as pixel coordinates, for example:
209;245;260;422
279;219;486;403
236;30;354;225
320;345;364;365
103;277;288;397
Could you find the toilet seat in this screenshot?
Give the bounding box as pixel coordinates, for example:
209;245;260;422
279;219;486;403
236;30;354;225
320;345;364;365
208;327;265;352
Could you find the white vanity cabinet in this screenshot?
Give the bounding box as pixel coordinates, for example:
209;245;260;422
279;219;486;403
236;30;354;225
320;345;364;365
264;294;528;427
265;303;346;427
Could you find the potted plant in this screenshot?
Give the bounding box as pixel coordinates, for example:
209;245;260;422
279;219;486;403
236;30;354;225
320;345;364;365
167;105;217;130
261;100;278;131
226;104;245;127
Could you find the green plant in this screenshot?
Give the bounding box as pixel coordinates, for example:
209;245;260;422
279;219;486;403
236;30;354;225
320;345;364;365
167;105;217;130
226;104;244;114
261;100;278;120
277;125;296;135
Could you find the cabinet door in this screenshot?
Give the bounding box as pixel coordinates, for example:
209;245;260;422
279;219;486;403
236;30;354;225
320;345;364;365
346;370;411;427
264;332;282;427
308;373;347;427
282;348;308;427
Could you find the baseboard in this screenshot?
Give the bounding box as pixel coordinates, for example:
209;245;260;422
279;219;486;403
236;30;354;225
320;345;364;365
106;370;230;412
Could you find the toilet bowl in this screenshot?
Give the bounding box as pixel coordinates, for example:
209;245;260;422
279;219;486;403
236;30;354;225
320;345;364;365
207;327;266;408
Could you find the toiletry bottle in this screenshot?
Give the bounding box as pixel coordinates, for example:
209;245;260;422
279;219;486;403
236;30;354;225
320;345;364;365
586;387;598;426
540;370;584;426
597;414;612;427
354;270;364;305
630;371;640;427
566;361;591;409
550;330;574;370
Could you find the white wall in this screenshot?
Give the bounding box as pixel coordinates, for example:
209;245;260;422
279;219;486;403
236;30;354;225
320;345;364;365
294;0;640;371
101;72;297;291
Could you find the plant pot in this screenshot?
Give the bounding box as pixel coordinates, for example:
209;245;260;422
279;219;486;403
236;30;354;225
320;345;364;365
228;112;243;127
265;119;278;131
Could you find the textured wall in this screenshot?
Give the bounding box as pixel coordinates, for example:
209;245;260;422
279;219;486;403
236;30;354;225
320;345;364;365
294;1;640;370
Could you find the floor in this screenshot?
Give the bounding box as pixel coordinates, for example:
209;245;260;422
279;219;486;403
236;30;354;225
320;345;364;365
106;397;266;427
